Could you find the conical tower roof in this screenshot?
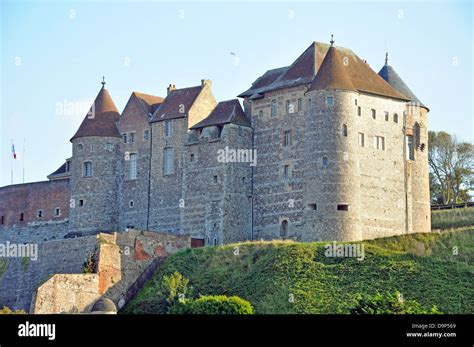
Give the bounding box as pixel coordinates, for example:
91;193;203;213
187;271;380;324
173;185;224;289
378;56;427;110
308;45;356;92
70;81;121;141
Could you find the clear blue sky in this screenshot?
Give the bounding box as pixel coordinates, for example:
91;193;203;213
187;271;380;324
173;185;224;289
1;0;472;186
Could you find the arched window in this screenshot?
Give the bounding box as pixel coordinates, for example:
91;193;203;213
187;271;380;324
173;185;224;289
280;220;288;239
342;124;348;137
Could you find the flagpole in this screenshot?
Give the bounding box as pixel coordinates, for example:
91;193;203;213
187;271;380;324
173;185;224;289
22;137;25;183
10;139;13;185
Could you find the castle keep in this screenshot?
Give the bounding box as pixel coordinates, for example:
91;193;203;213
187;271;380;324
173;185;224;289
0;40;431;245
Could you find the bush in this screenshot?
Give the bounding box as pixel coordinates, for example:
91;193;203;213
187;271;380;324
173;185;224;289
0;306;26;314
169;295;254;315
162;271;189;305
350;290;442;314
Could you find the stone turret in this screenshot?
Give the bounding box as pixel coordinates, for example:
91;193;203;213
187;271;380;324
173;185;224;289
69;80;122;235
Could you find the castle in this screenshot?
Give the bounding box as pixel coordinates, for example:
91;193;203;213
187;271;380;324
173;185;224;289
0;40;431;245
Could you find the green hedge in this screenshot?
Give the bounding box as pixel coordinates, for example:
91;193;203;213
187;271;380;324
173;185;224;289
170;295;254;315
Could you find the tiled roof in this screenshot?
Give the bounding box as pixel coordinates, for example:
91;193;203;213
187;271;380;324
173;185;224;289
308;46;409;100
238;42;331;97
48;162;67;176
132;92;164;114
70;87;121;141
151;86;203;122
190;99;250;129
378;63;427;109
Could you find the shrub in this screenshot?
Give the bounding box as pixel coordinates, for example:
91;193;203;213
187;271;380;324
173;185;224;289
0;306;26;314
162;271;189;305
170;295;254;315
350;290;442;314
82;252;97;274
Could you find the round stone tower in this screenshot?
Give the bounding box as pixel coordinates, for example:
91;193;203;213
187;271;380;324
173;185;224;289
69;80;122;235
303;44;362;241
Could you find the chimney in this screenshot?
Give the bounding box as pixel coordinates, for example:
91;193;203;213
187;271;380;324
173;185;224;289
167;84;176;95
201;79;212;88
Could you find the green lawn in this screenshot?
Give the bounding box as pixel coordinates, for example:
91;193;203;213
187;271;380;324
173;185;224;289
432;207;474;230
123;229;474;314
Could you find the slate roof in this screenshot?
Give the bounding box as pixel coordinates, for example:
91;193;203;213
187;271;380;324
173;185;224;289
378;63;427;109
190;99;250;129
132;92;164;115
70;87;121;141
151;86;203;122
308;45;408;100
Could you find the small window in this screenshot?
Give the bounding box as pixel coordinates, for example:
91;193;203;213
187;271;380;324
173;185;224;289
129;132;135;144
20;213;24;221
66;161;70;172
37;210;43;218
371;109;376;120
79;199;85;207
190;153;195;162
308;203;317;211
163;147;174;175
283;165;290;180
129;153;137;180
393;113;399;123
280;220;288;238
83;162;93;177
374;136;385;150
286;100;293;114
143;129;150;141
106;143;113;151
54;208;61;217
242;177;246;183
354;99;358;106
407;135;415;160
342;124;348;137
326;96;334;106
129;200;134;208
77;143;83;150
307;99;312;109
213;238;218;246
322;156;329;166
283;130;291;147
271;100;277;117
0;216;4;224
259;110;263;117
164;120;173;137
123;133;127;144
297;98;302;111
358;133;365;147
384;111;389;121
213;175;218;183
337;204;349;211
357;106;361;116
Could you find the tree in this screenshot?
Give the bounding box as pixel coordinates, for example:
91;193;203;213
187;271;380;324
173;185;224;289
428;131;474;204
169;295;255;315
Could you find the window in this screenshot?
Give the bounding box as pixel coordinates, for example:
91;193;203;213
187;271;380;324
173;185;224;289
286;100;293;114
123;133;127;144
213;238;218;246
337;204;349;211
143;129;150;141
78;143;83;150
283;165;290;180
280;220;288;238
384;111;389;121
322;156;329;166
129;132;135;144
358;133;365;147
297;98;302;111
54;208;61;217
354;99;358;106
357;106;361;116
20;213;24;221
163;147;174;175
83;162;93;177
371;109;376;119
374;136;385;150
342;124;348;137
79;199;85;207
407;135;415;160
283;130;292;146
213;175;218;183
37;210;43;218
106;143;113;151
242;177;246;183
0;216;4;224
393;113;399;123
164;120;172;137
259;110;263;117
271;100;277;117
129;153;137;179
129;200;134;208
326;96;334;106
308;203;317;210
307;99;312;109
190;153;195;162
66;161;70;172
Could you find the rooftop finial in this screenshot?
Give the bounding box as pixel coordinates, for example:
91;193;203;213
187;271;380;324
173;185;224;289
101;76;106;89
385;52;389;66
330;34;335;47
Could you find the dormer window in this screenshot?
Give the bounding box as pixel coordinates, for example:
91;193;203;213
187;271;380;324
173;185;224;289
129;132;135;144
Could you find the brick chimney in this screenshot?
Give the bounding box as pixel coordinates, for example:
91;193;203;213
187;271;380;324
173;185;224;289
167;84;176;95
201;79;212;88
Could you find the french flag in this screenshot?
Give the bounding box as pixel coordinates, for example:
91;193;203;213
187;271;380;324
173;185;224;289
12;143;16;159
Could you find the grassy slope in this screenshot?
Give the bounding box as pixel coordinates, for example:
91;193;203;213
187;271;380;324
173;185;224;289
124;229;473;314
432;207;474;230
